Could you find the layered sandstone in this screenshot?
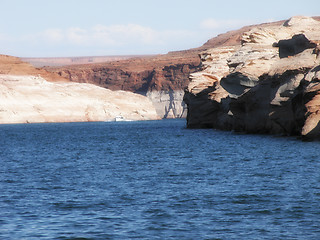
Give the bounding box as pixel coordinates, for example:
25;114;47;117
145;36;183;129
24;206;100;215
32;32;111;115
0;56;159;123
46;52;201;118
0;75;159;124
184;16;320;140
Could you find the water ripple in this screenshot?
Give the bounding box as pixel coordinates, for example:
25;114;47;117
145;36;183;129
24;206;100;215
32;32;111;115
1;120;320;239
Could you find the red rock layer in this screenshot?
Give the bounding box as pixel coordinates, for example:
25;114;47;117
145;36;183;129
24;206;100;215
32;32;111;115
0;55;67;82
46;51;201;94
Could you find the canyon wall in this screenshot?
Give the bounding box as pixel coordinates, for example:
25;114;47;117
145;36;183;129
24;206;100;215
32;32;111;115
147;90;187;118
0;55;159;124
184;16;320;140
0;75;159;124
47;52;200;119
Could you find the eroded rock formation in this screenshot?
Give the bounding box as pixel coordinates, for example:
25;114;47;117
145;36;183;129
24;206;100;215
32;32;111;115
0;56;159;123
184;16;320;140
0;75;159;124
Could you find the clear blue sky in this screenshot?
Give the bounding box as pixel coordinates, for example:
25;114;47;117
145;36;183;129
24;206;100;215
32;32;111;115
0;0;318;57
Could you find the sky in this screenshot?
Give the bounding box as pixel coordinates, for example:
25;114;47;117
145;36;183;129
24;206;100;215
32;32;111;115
0;0;319;57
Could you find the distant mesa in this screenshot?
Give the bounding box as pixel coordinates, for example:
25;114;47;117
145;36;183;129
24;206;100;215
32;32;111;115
22;55;152;67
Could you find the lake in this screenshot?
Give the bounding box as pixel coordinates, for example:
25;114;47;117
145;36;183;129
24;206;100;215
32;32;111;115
1;119;320;239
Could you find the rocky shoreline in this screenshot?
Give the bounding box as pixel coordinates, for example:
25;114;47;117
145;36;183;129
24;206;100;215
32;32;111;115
184;16;320;140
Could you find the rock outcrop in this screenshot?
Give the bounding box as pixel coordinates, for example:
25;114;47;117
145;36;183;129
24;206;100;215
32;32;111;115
184;16;320;140
0;74;159;124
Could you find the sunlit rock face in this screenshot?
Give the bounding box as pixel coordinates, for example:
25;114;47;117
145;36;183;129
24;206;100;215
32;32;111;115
0;75;159;124
184;16;320;140
147;90;187;118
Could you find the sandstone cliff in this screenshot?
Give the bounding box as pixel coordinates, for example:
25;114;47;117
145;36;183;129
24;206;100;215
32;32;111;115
42;19;291;119
0;56;159;124
0;75;158;124
184;16;320;140
45;52;201;118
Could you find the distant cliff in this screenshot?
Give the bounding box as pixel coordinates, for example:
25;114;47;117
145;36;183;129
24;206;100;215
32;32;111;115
0;55;159;123
184;16;320;140
46;52;201;118
22;55;144;67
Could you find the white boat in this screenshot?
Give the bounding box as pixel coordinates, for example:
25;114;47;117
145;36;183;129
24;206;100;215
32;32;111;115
114;115;125;121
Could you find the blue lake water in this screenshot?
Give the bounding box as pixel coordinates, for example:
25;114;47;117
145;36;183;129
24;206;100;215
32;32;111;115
1;119;320;239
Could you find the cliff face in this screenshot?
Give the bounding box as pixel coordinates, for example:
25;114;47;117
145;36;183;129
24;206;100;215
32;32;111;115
184;16;320;140
0;56;159;123
46;52;201;118
0;75;159;124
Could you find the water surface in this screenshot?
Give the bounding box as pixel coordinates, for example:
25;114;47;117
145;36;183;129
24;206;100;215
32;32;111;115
1;119;320;239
